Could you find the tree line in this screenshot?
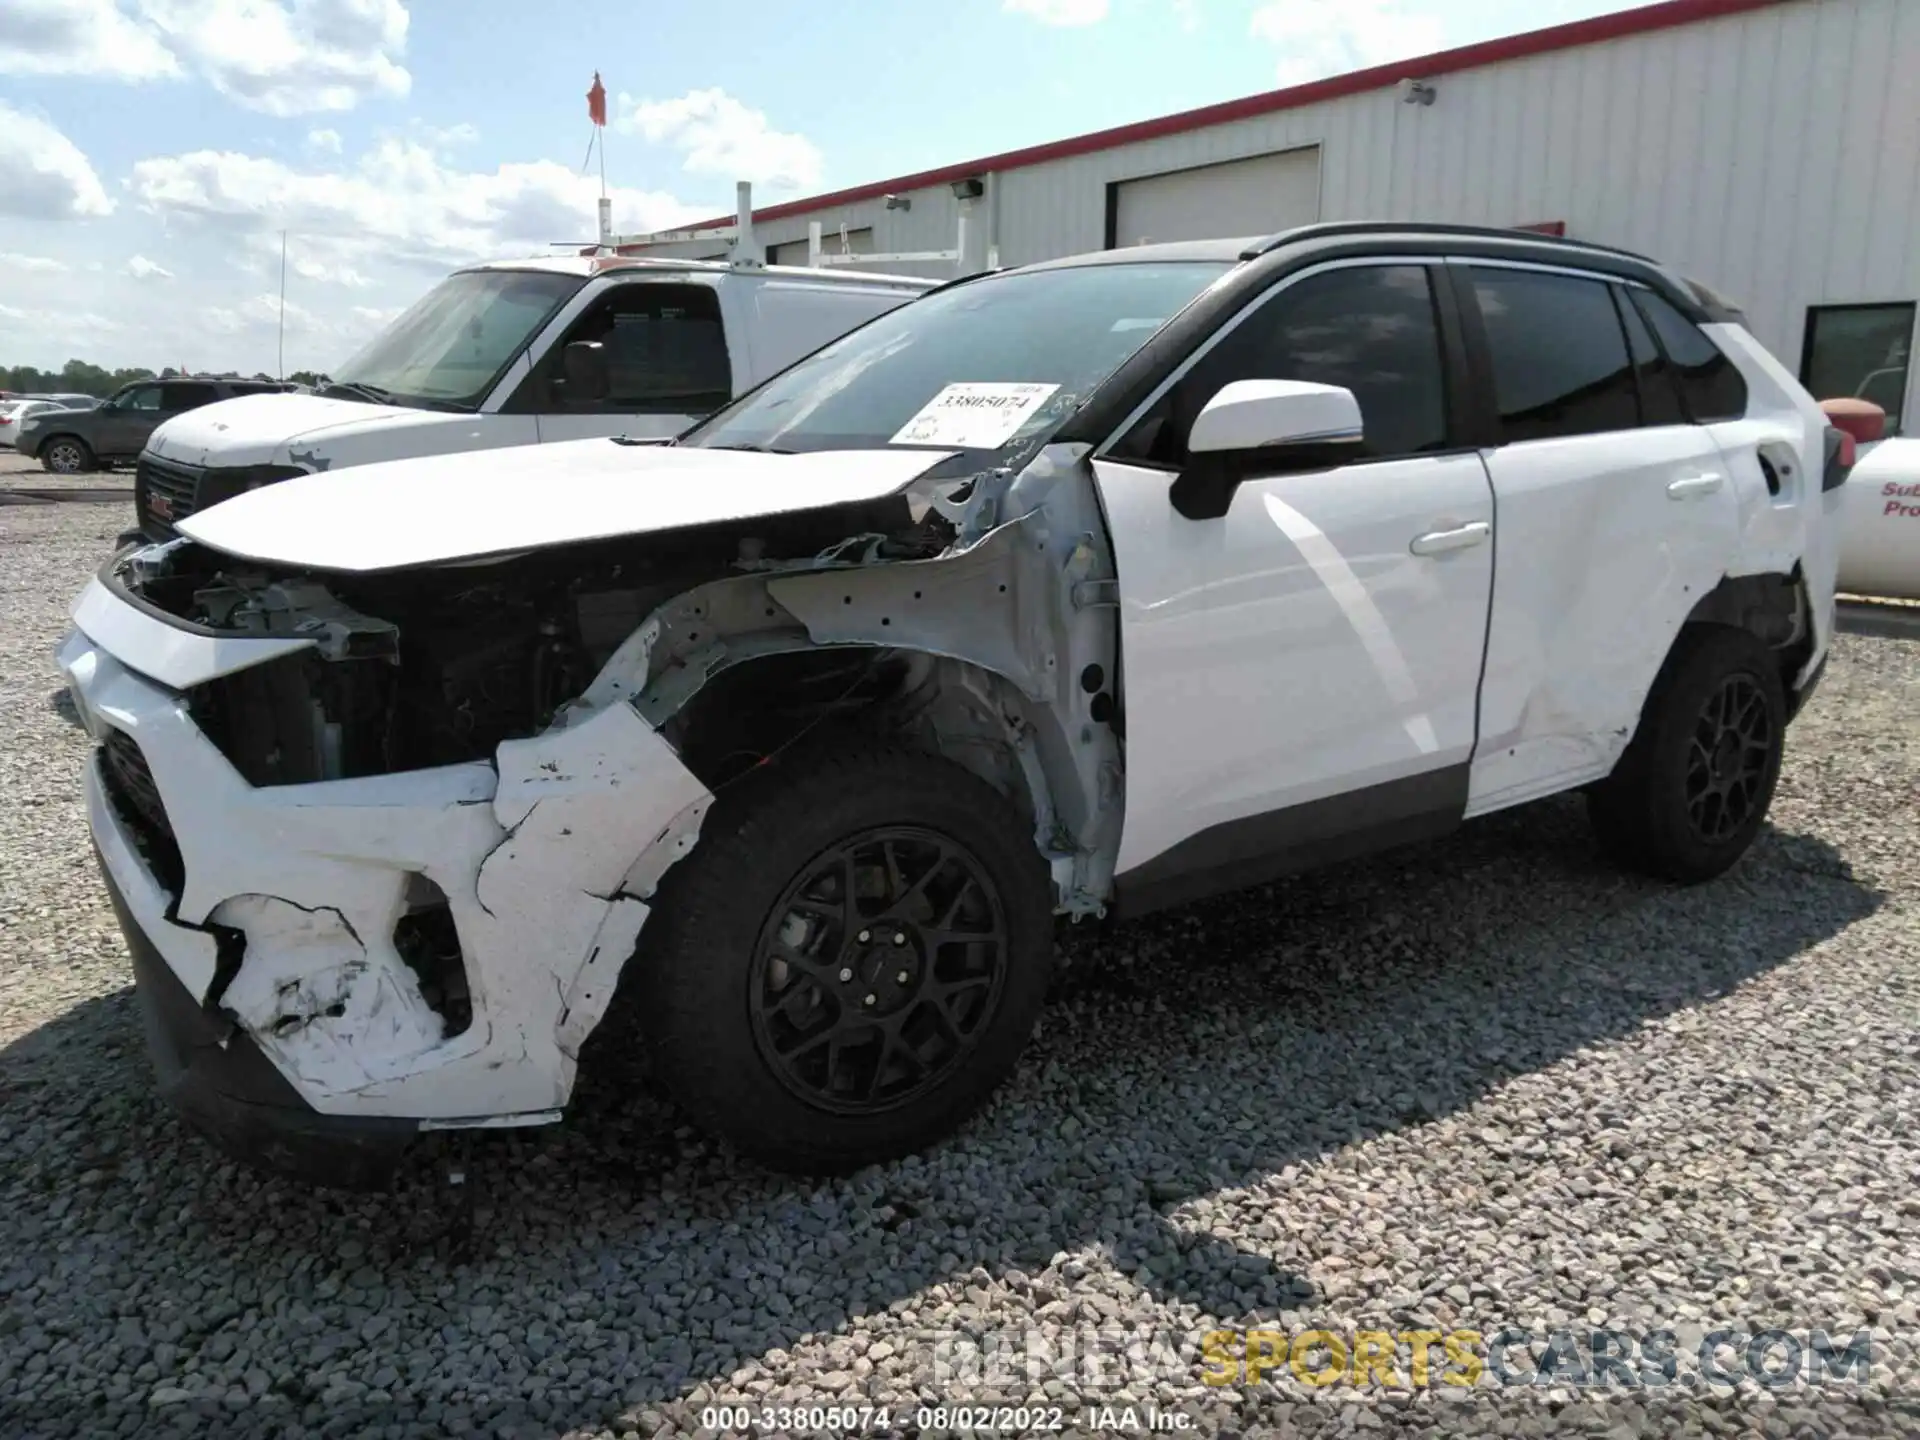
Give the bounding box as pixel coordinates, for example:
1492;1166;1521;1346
1;360;331;396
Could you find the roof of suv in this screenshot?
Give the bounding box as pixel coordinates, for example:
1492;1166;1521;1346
1019;221;1735;324
1029;222;1673;270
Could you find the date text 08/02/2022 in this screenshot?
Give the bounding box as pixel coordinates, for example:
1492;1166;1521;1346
698;1403;1195;1432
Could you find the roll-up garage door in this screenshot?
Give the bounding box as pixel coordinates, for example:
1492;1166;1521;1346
1109;146;1321;248
770;227;876;268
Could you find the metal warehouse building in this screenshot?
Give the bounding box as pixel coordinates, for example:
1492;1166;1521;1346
628;0;1920;430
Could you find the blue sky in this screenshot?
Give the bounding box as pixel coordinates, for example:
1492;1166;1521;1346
1;0;1640;376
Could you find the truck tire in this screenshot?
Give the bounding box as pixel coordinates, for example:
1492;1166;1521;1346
1587;624;1786;883
41;437;94;475
637;743;1054;1173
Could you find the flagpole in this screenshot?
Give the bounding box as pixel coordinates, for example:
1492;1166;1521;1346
588;72;611;248
277;229;288;380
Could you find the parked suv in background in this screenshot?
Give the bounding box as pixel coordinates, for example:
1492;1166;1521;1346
59;223;1845;1187
18;377;291;474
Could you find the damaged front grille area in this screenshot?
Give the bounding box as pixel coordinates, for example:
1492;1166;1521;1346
191;651;397;787
394;877;473;1039
99;727;185;893
116;494;938;787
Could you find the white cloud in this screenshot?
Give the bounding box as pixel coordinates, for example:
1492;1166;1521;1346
111;136;715;373
307;127;343;153
1003;0;1108;23
126;254;174;279
0;252;68;273
284;241;372;288
0;301;119;334
0;1;409;113
1249;0;1446;84
139;0;410;116
129;137;707;271
0;0;179;80
0;103;114;219
617;88;823;192
419;121;478;148
204;292;318;336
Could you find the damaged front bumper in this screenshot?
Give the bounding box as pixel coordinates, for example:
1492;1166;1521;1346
60;577;712;1185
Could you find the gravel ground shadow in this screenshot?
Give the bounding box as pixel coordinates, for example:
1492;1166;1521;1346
0;795;1885;1436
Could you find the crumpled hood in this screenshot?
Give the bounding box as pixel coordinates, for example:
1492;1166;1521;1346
177;438;957;573
146;392;486;468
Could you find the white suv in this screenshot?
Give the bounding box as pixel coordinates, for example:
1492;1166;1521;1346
57;223;1847;1186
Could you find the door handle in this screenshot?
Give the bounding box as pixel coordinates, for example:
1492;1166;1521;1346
1667;472;1726;499
1409;521;1491;556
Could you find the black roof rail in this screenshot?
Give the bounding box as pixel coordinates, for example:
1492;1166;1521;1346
1237;220;1659;267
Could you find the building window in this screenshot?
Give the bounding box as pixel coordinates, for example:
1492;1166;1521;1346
1801;302;1915;435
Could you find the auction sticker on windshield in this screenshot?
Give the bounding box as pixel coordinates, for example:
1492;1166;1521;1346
889;382;1061;449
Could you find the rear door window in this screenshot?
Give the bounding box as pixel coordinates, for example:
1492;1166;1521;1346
1468;267;1639;442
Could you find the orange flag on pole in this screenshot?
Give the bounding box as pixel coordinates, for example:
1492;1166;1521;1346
587;72;607;127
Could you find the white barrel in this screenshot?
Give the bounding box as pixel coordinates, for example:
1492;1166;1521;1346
1838;436;1920;601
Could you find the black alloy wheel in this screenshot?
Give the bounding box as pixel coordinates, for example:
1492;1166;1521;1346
1588;624;1787;884
636;743;1054;1173
749;827;1010;1114
1684;672;1775;844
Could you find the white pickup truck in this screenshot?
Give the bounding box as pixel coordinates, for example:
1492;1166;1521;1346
129;255;935;540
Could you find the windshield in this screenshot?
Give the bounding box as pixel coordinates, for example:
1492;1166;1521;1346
681;260;1235;459
330;268;584;409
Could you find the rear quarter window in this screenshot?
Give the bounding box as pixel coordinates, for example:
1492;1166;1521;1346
1630;290;1748;423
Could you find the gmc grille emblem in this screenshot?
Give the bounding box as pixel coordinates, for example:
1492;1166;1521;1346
148;494;174;521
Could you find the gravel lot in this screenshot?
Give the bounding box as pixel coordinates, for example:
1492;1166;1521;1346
2;495;1918;1438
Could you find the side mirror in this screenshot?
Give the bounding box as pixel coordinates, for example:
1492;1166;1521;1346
1188;378;1363;455
1172;379;1365;521
560;340;610;404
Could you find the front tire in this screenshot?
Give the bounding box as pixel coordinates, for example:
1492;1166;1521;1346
1588;625;1786;883
40;437;94;474
637;744;1054;1174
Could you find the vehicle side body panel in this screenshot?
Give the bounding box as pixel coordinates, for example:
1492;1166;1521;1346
1467;423;1742;815
1093;452;1494;879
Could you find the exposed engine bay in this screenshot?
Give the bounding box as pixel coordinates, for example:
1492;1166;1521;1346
72;446;1126;1128
129;491;948;789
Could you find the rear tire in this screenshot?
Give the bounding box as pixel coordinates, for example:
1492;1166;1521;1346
637;743;1054;1173
1587;625;1786;883
41;437;94;474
